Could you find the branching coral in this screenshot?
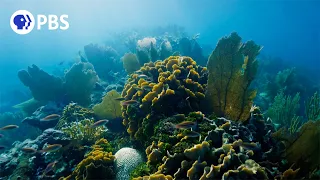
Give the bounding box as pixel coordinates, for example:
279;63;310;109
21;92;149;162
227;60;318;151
122;53;141;74
18;64;64;102
61;119;107;145
93;90;122;119
204;32;262;121
266;91;301;129
121;56;207;141
55;103;96;130
64;138;115;180
64;62;99;107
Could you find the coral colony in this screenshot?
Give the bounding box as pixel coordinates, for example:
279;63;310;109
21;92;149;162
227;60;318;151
0;31;319;180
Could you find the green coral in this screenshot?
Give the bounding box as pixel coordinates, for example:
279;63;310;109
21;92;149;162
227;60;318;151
204;32;261;122
55;103;96;130
61;119;107;145
305;91;320;121
93;90;122;119
64;62;99;106
266;90;301;129
122;53;141;74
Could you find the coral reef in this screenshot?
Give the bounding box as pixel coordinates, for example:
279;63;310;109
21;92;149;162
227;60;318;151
61;119;107;145
93;90;122;119
64;62;99;107
131;109;288;179
305;91;320;121
84;43;122;81
115;147;144;180
122;53;141;74
12;98;45;116
121;56;207;141
204;32;261;121
266;91;301;130
64;138;115;180
55;103;96;130
22;102;64;130
18;64;64;102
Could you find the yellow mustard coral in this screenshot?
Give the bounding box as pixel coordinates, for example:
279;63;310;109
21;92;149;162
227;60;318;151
64;138;115;180
204;32;261;121
121;56;207;140
93;90;122;119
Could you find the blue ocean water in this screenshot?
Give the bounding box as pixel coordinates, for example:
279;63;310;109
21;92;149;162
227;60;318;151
0;1;319;179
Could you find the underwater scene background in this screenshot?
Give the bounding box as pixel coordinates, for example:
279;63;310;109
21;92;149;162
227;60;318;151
0;0;319;179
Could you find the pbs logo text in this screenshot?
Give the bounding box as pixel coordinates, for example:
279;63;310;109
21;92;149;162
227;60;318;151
10;10;69;35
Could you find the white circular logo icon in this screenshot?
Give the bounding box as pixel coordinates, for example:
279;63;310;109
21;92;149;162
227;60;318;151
10;10;35;35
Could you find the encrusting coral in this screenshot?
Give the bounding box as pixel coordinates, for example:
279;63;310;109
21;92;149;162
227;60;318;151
93;90;122;119
131;108;289;179
204;32;262;121
62;138;115;180
64;62;99;107
121;56;208;141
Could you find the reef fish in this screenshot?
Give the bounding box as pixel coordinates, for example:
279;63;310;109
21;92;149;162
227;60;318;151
175;121;197;129
21;147;38;154
142;85;152;91
114;97;126;101
41;160;58;177
0;146;6;150
90;120;108;128
138;74;149;79
183;130;201;138
40;114;61;121
121;100;139;106
39;144;62;153
0;125;19;131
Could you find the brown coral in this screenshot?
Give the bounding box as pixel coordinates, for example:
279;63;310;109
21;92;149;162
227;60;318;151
204;32;261;121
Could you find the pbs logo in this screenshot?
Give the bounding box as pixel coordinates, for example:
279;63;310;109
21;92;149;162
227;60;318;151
10;10;69;35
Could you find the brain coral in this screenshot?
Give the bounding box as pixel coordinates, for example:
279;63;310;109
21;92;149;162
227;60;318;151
115;147;144;180
121;56;208;141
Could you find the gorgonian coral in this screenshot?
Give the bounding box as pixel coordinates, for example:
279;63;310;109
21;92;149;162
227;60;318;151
204;32;261;122
121;56;207;141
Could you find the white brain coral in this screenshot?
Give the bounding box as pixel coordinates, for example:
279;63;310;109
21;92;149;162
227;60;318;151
115;147;143;180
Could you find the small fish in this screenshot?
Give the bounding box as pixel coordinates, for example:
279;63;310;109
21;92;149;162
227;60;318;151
121;100;139;106
0;146;6;150
41;160;58;178
21;147;38;154
114;97;126;101
135;70;143;74
142;85;152;91
138;74;149;79
39;144;62;153
175;121;197;129
134;87;143;91
90;120;108;128
0;125;19;131
41;114;61;121
240;142;261;151
0;134;4;138
183;131;201;138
